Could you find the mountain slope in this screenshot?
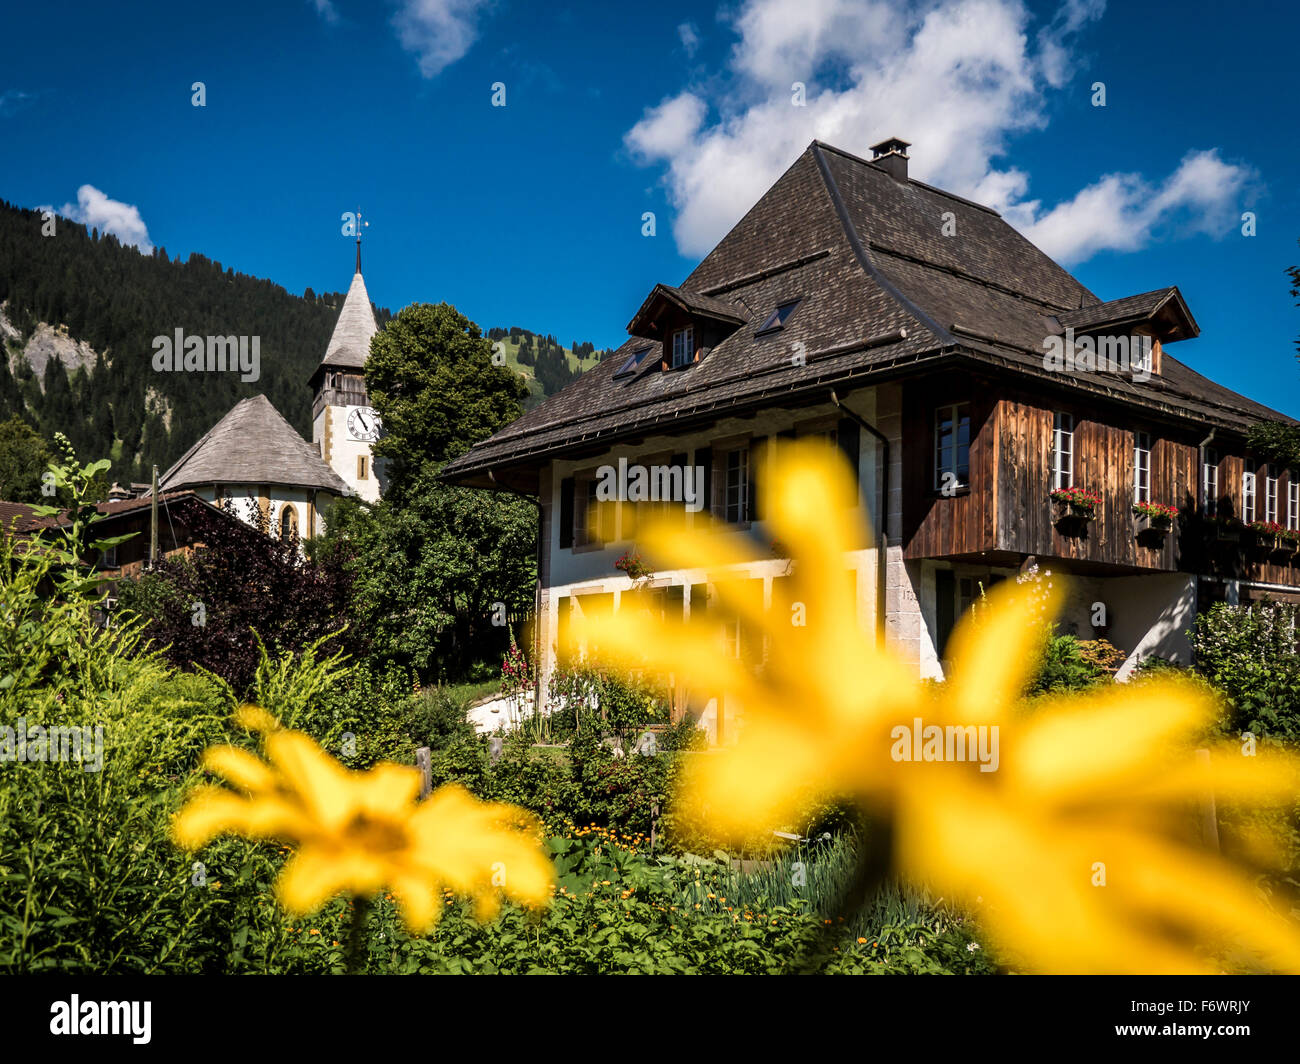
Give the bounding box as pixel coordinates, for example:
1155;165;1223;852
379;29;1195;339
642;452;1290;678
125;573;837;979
0;200;610;481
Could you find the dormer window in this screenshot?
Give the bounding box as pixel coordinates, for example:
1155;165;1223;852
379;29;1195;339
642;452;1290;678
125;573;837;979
756;299;801;335
614;347;652;379
671;327;694;368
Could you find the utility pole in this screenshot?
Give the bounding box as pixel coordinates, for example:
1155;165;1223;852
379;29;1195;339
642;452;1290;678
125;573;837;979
149;464;158;568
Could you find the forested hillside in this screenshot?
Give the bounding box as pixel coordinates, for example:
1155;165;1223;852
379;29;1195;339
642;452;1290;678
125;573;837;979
0;199;389;483
0;200;611;484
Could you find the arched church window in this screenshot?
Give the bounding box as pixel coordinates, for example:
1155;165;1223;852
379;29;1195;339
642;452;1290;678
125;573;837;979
279;504;298;543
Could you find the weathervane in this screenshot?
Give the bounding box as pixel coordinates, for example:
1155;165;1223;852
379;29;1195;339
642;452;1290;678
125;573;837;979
355;206;370;273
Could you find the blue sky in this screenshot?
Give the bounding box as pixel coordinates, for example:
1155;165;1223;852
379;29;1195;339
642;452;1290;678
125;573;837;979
2;0;1297;414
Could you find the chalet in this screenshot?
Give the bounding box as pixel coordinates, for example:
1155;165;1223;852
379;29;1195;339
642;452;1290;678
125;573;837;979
443;137;1300;740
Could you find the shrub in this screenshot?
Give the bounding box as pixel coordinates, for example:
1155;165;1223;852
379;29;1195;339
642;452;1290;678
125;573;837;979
1026;634;1108;695
1191;602;1300;744
411;687;477;750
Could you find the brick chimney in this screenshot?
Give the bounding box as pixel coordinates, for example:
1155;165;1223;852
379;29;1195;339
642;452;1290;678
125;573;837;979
870;137;911;182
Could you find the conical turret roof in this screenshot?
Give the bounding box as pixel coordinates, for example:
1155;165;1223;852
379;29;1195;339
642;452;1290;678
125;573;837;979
317;269;379;373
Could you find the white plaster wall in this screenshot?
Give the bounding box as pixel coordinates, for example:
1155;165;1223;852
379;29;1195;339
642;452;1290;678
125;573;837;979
190;484;334;546
1104;573;1197;679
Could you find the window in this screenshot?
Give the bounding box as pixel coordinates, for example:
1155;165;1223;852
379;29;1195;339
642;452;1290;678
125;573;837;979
357;455;368;480
723;446;749;524
671;327;694;369
1052;412;1074;490
1265;469;1279;524
1133;431;1151;504
575;478;599;548
1289;478;1299;531
279;505;298;543
756;299;801;335
614;346;652;379
1202;447;1219;516
933;403;971;491
102;545;118;569
1243;459;1257;524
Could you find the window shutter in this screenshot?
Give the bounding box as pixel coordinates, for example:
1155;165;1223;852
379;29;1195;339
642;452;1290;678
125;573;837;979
689;583;708;620
697;447;712;518
559;477;575;548
837;418;860;505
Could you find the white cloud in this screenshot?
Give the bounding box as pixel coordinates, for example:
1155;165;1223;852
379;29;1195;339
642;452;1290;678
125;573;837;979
678;21;702;58
391;0;492;78
1015;150;1251;264
51;185;153;253
310;0;340;24
624;0;1250;266
626;93;708;161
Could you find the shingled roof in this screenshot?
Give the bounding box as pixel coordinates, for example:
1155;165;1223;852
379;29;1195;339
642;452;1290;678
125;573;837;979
160;394;350;494
444;139;1294;487
316;269;379;373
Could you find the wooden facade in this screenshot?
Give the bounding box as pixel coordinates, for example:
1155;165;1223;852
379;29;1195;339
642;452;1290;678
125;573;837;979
902;371;1300;588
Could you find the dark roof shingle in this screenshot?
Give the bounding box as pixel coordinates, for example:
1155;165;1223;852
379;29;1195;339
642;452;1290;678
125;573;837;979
444;139;1294;483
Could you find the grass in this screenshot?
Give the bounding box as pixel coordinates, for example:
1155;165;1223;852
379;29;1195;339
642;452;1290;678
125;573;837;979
671;832;972;947
491;336;606;408
438;678;501;706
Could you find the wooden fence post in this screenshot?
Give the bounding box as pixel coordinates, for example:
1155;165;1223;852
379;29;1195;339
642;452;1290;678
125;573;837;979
415;746;432;800
1195;748;1220;852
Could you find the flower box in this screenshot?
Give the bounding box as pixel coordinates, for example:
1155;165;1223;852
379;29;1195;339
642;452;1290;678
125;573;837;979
1248;522;1300;556
1050;487;1101;521
1132;501;1177;534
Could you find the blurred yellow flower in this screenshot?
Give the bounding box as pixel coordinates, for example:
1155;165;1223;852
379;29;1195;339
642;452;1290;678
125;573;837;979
172;709;552;932
574;439;1300;974
574;441;920;835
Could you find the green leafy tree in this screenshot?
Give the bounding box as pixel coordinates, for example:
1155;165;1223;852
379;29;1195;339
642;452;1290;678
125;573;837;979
0;415;52;502
365;302;527;500
318;469;536;681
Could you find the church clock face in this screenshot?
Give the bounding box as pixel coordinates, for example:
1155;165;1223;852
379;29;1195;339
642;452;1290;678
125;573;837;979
346;406;381;442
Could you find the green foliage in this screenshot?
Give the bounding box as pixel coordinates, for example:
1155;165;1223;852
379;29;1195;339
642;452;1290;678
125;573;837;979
1246;420;1300;471
319;473;536;681
0;200;395;483
364;302;528;499
0;414;52;502
1191;602;1300;744
325;833;992;975
544;662;670;744
411;687;477;750
1026;634;1109;695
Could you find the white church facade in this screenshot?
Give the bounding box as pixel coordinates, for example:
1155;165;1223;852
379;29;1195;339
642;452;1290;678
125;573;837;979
158;247;386;539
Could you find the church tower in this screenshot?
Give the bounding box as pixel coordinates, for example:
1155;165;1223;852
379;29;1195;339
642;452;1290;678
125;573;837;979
310;231;385;502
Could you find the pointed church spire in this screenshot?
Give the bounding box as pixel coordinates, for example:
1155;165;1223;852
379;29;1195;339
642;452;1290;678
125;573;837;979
312;246;379;377
355;206;363;274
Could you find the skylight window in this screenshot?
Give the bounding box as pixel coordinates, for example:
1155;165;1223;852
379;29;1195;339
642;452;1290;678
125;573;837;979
756;299;801;335
614;347;652;378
